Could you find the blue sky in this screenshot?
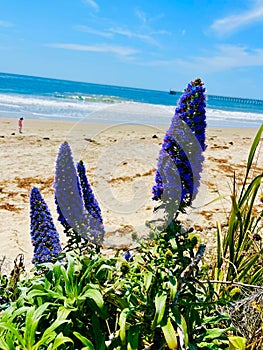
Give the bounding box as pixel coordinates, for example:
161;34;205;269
1;0;263;99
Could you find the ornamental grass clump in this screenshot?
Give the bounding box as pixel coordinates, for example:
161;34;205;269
152;78;206;220
30;187;62;264
213;124;263;286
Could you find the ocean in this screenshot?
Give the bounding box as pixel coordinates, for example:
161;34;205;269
0;72;262;128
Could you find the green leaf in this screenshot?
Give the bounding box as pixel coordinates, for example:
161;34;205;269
161;318;178;349
249;265;263;284
33;318;69;348
127;325;140;350
0;337;15;350
119;308;129;345
229;335;246;350
60;265;73;298
216;221;223;269
66;253;76;284
239;174;262;209
53;262;63;286
2;305;30;322
204;327;227;340
172;307;188;346
244;124;263;187
169;237;177;249
91;314;105;350
152;292;167;329
52;333;74;349
57;305;75;319
168;277;177;301
79;288;106;316
96;263;114;279
238;249;263;281
26;289;48;298
0;322;25;347
134;254;145;264
143;271;153;292
236;124;263;205
24;303;50;348
73;331;95;349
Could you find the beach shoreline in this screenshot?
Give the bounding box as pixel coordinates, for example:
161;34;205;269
0;117;262;271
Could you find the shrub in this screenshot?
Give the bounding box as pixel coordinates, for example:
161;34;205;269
0;224;232;349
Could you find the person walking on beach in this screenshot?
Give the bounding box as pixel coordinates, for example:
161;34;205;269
18;117;23;133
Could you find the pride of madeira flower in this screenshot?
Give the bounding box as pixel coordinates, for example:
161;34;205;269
54;141;103;245
152;78;206;219
54;141;89;235
30;187;62;264
77;160;105;242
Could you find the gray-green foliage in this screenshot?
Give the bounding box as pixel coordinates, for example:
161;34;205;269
0;223;232;349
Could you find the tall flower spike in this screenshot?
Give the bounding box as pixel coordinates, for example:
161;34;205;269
30;187;62;264
54;141;89;239
152;78;206;219
77;160;105;243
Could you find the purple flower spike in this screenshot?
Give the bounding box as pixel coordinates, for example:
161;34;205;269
152;78;207;218
54;141;89;238
77;160;105;242
30;187;62;264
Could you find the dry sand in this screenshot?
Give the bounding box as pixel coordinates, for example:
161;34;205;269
0;117;262;271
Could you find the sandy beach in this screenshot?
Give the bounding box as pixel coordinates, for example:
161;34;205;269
0;117;262;271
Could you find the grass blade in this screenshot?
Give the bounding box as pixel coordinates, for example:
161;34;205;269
239;124;263;200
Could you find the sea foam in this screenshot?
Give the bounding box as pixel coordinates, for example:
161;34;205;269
0;92;262;128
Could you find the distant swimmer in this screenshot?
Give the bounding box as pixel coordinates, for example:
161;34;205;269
18;117;24;133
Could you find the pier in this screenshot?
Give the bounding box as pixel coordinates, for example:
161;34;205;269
207;94;263;106
169;90;263;106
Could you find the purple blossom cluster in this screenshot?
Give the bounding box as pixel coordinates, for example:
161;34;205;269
77;160;105;241
152;78;206;217
30;187;62;264
54;141;104;245
28;78;207;264
54;141;90;238
175;78;206;150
